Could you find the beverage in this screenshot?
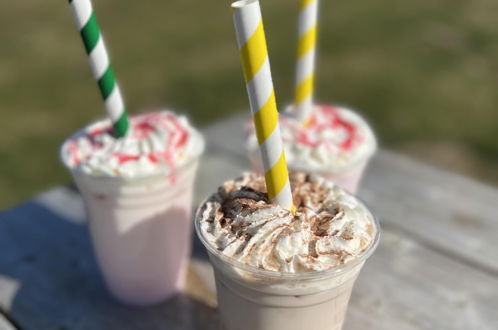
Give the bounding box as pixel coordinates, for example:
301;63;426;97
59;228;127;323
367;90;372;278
247;105;377;193
61;111;205;306
195;172;379;330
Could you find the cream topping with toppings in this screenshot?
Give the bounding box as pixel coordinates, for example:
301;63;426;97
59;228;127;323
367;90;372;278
198;172;376;273
247;105;376;172
61;111;204;178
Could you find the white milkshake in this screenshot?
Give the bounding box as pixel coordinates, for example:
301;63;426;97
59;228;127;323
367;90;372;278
61;110;205;306
196;172;379;330
247;105;377;193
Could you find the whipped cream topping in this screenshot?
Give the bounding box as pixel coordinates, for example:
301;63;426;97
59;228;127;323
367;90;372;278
198;172;376;273
247;105;376;172
61;111;204;178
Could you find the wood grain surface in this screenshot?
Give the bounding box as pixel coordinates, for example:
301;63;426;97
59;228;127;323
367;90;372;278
0;114;497;329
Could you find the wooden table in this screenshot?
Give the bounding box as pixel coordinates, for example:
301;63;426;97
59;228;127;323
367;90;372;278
1;114;497;330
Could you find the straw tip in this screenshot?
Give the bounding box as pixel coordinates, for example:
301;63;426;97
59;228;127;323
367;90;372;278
231;0;258;9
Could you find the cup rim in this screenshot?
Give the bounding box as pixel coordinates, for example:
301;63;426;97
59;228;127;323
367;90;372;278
194;186;381;281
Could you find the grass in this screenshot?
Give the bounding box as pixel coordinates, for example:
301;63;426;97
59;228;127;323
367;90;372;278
1;0;498;208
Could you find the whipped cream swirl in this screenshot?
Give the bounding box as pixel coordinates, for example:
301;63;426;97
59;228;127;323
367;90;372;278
61;111;204;178
198;172;376;273
247;105;376;172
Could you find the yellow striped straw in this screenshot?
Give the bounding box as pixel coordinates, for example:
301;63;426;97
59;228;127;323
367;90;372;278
293;0;319;123
232;0;295;213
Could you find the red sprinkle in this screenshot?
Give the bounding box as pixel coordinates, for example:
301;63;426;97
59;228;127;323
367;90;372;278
175;130;189;149
297;131;319;148
68;141;80;165
115;153;141;164
72;112;191;179
148;154;159;163
133;121;156;139
293;105;358;151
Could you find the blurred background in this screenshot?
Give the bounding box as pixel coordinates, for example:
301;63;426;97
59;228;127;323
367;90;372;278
1;0;498;209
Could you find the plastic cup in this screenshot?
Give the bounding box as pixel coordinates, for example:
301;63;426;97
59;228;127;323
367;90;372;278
195;183;380;330
247;105;377;194
61;134;204;306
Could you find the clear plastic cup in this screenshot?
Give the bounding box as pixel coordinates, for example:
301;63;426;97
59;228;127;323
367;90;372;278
247;105;377;194
61;133;204;306
195;188;380;330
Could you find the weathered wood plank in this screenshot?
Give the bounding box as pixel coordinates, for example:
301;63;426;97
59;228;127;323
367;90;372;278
1;116;497;329
360;150;498;276
2;184;497;330
0;196;221;330
194;152;498;330
345;230;498;330
192;229;498;330
0;149;243;329
204;113;498;275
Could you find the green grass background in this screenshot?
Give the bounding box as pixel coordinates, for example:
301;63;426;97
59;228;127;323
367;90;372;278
1;0;498;208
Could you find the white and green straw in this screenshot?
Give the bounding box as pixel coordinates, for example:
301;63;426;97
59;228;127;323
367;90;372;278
68;0;129;137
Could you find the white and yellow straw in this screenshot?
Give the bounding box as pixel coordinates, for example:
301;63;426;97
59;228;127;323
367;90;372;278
292;0;319;123
232;0;295;212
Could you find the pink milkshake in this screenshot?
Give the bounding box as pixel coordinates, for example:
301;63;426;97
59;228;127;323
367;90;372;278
61;110;205;306
196;172;379;330
247;105;377;193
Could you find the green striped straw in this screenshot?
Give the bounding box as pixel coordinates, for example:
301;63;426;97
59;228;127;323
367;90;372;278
68;0;129;137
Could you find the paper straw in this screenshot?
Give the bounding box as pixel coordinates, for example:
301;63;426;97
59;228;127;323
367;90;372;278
68;0;129;137
292;0;319;123
232;0;295;213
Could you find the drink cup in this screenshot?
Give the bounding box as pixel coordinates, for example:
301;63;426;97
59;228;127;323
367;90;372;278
247;105;377;194
71;160;199;306
195;174;380;330
61;111;204;306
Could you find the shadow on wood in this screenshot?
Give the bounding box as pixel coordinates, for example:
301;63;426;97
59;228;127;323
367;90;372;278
0;200;220;330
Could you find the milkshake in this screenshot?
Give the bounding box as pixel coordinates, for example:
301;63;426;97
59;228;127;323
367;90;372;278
247;105;377;193
61;110;205;306
196;172;379;330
